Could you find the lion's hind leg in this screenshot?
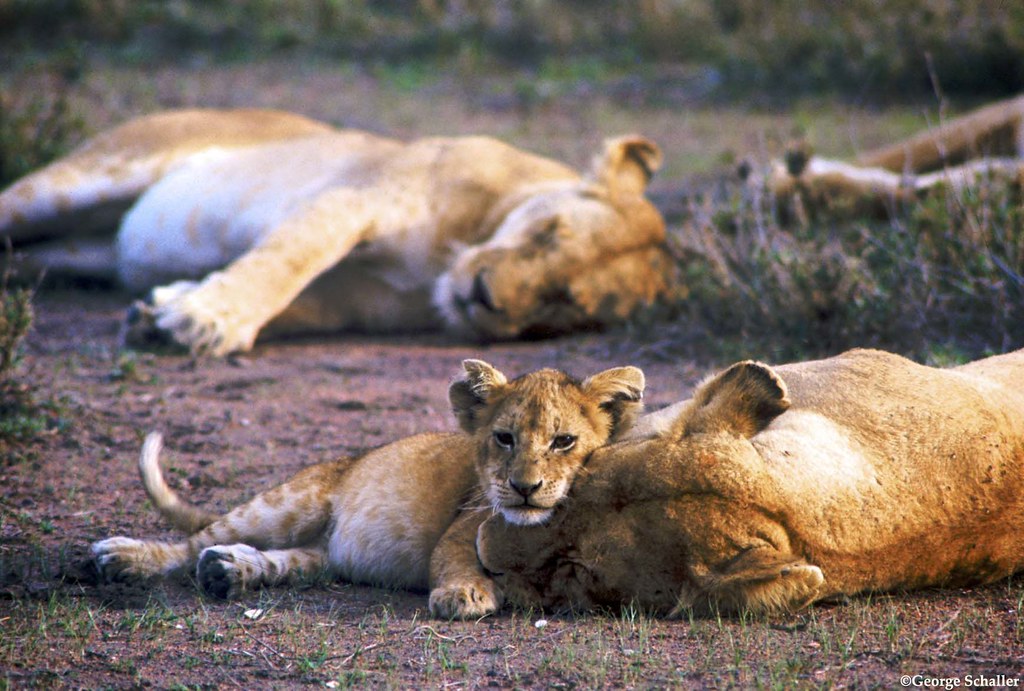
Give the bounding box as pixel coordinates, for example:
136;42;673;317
92;536;191;582
197;545;328;599
675;548;826;617
95;459;342;594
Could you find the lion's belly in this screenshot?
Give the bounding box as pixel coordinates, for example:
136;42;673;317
753;408;1024;591
114;134;407;291
327;433;476;590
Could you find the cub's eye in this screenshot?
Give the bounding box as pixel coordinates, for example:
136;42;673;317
493;431;515;450
550;434;577;451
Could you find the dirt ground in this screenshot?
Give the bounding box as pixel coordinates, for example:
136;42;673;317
0;288;1021;689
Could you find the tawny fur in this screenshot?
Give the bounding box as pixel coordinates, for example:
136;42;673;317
477;348;1024;616
2;108;674;356
92;360;644;619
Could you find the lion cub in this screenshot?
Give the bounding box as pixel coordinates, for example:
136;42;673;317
91;360;644;619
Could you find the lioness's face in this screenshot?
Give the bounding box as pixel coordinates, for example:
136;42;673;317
435;135;673;340
435;187;670;339
449;360;645;526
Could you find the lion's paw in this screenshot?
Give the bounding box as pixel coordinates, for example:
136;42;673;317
429;578;503;619
92;537;161;583
779;563;826;610
122;278;259;356
122;298;187;353
197;545;263;600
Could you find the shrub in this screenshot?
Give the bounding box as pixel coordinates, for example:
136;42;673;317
663;171;1024;362
0;83;85;188
1;1;1021;100
0;260;44;452
0;265;33;378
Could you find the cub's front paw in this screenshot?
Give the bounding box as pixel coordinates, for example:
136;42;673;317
429;578;503;620
197;545;263;600
92;537;163;583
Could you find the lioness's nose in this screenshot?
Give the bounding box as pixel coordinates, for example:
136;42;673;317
509;478;542;498
471;272;498;312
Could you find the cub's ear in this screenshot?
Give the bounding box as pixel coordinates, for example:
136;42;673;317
589;135;662;196
582;366;645;440
675;361;790;438
449;359;509;433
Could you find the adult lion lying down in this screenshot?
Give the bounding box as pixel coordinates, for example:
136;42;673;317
478;348;1024;615
0;109;673;356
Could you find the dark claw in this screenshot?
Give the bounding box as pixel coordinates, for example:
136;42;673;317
121;300;187;353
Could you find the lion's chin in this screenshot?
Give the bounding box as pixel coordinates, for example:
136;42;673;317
500;506;554;526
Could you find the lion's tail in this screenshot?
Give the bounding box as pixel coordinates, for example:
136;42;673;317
138;432;218;534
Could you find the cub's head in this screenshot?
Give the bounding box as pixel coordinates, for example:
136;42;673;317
434;136;675;340
449;359;645;526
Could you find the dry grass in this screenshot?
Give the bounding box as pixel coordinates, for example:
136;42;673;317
634;169;1024;363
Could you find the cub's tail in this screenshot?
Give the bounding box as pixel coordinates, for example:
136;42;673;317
138;432;218;534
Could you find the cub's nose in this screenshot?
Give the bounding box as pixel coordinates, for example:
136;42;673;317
509;478;543;498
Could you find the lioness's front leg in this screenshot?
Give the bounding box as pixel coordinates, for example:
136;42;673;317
428;510;503;619
123;190;384;356
675;547;826;616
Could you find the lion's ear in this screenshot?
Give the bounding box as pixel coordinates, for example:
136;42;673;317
582;366;645;440
588;135;662;196
675;361;790;438
449;359;509;433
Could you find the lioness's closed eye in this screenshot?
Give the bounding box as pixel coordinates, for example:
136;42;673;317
90;359;645;621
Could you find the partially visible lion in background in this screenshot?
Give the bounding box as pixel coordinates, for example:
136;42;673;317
760;95;1024;217
0;108;675;356
478;348;1024;615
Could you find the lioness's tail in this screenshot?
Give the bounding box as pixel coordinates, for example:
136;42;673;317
139;432;218;534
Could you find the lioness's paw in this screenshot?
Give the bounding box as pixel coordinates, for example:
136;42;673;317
197;545;263;600
122;298;188;353
429;578;503;619
780;563;826;610
123;278;259;357
92;537;161;583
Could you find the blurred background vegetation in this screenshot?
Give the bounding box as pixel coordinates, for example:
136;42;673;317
0;0;1022;363
1;0;1022;100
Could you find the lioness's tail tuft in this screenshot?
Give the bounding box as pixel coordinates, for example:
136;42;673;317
138;431;218;534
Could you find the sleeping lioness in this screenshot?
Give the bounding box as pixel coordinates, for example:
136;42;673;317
0;108;674;356
91;359;644;619
478;348;1024;615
